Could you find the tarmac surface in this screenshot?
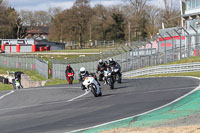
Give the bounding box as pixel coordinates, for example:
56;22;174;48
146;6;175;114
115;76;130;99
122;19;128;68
0;77;199;133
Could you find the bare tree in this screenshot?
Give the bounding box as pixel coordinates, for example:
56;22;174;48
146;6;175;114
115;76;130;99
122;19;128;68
122;0;149;40
19;10;36;26
159;0;181;28
92;4;113;40
48;7;62;20
123;0;147;14
34;11;51;26
71;0;94;47
145;5;160;37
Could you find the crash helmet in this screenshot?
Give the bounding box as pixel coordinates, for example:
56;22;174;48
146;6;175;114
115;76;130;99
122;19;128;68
98;59;104;66
109;58;114;65
15;78;19;81
67;64;70;69
80;67;86;76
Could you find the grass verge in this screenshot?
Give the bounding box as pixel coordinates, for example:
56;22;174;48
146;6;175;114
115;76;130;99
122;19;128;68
41;47;116;53
45;79;79;86
164;56;200;65
0;66;46;81
0;83;13;91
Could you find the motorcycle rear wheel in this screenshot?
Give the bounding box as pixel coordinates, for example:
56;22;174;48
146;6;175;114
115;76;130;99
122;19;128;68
108;78;114;89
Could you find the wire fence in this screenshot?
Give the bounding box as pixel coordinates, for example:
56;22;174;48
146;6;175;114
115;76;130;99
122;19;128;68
51;45;160;80
65;40;116;49
0;55;48;79
52;26;200;80
1;26;200;80
35;59;48;79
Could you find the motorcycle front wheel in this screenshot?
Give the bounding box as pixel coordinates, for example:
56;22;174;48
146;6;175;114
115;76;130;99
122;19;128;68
69;77;73;84
108;78;114;89
90;84;98;97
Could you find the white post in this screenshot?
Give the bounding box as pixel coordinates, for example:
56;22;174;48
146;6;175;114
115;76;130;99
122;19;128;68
180;0;184;27
128;21;131;45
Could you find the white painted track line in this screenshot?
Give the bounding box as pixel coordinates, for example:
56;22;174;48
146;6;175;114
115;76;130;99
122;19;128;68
68;90;90;102
0;91;14;100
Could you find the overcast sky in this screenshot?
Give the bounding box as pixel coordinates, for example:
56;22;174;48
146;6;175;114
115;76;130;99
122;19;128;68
8;0;179;11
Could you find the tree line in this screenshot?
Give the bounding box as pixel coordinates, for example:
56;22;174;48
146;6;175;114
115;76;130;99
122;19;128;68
0;0;180;46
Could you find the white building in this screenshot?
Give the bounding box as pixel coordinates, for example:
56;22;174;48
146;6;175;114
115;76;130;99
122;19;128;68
182;0;200;32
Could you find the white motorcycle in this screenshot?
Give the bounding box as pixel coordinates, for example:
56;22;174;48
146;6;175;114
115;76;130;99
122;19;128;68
83;76;102;97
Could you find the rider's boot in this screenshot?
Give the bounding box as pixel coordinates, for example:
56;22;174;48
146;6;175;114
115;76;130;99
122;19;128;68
81;84;87;90
97;80;101;86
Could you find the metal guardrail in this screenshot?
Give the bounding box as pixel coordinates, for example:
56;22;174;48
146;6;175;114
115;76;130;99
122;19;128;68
123;62;200;77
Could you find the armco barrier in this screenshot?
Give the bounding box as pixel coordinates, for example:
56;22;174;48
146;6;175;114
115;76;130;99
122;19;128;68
123;62;200;77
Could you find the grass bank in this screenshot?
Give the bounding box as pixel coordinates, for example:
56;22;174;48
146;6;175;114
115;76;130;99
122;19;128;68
41;47;116;53
0;83;13;91
0;66;46;81
164;56;200;65
45;79;79;86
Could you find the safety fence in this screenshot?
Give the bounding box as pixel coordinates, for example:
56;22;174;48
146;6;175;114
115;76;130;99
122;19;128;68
51;25;200;80
2;26;200;80
52;43;192;80
94;40;115;47
52;45;136;80
123;62;200;77
0;55;48;79
35;59;49;79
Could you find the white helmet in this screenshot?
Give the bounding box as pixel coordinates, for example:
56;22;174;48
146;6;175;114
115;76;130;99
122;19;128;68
109;58;113;62
109;58;114;65
98;59;104;66
80;67;86;75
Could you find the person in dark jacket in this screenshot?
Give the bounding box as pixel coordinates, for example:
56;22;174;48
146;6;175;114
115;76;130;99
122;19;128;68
96;59;108;81
65;64;74;84
108;58;122;83
79;67;89;83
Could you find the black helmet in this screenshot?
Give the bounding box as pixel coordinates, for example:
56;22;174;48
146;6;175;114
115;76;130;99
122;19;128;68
109;58;114;65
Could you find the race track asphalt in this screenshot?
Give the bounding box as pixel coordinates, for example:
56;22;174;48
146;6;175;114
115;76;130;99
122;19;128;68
0;77;199;133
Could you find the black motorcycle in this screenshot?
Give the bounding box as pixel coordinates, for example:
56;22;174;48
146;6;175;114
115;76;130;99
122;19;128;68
97;67;105;81
110;66;122;83
104;69;115;89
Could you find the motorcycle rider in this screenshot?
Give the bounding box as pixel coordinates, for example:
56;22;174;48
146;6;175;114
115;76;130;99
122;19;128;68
96;59;108;81
108;58;122;83
14;77;23;89
65;64;74;84
79;67;89;83
79;67;101;90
